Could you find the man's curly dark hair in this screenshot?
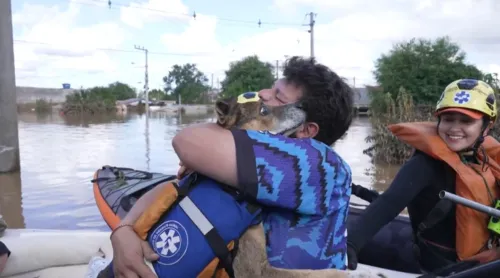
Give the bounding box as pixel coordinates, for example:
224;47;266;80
282;56;354;146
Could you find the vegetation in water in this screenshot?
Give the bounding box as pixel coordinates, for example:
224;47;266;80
61;82;136;115
363;88;434;164
35;99;52;113
17;99;52;113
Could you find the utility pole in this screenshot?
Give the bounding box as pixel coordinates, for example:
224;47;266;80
275;60;279;79
305;12;316;58
0;0;20;173
134;45;149;111
353;77;356;88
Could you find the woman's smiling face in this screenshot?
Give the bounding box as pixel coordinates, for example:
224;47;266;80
437;111;485;152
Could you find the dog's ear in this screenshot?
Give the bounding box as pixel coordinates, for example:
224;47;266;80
216;99;230;116
215;98;232;126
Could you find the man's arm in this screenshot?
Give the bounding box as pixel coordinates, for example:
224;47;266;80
172;123;239;187
172;122;350;215
120;183;168;226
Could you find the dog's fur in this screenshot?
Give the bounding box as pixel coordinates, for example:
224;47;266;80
214;96;383;278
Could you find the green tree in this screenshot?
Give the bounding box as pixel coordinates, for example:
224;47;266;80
373;36;484;105
483;73;500;93
146;89;176;101
220;55;275;98
107;81;137;100
163;64;209;104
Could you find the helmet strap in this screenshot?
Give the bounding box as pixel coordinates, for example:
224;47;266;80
461;118;492;165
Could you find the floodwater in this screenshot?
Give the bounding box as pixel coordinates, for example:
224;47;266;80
0;112;401;231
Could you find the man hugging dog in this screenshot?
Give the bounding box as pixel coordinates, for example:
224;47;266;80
108;56;357;277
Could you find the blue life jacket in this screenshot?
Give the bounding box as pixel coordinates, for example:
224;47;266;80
139;173;262;278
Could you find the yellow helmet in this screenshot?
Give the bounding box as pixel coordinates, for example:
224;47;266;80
435;79;497;121
236;92;260;104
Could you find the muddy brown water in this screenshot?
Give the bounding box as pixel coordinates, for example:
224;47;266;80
0;112;402;231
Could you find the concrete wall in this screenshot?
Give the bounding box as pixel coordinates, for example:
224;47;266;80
0;0;21;172
181;104;210;115
16;86;76;104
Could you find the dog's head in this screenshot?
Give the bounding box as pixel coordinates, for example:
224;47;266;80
215;92;306;136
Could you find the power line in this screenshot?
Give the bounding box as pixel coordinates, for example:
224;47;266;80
13;39;217;57
72;0;303;27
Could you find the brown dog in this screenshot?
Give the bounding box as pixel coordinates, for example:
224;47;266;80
207;93;384;278
215;92;306;136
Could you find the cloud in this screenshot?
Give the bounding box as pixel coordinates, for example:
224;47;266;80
13;2;126;87
160;14;220;54
120;0;190;29
12;0;500;91
153;0;500;88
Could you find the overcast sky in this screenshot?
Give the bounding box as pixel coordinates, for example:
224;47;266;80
10;0;500;91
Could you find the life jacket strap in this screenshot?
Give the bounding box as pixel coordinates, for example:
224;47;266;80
179;196;236;278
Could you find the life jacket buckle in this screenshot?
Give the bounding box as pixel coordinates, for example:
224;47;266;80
487;199;500;236
487;238;493;250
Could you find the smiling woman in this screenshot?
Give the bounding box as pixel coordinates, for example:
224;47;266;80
347;79;500;275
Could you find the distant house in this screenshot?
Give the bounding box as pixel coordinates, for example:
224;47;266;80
353;87;370;108
115;98;154;106
116;98;142;106
16;86;76;104
353;87;371;114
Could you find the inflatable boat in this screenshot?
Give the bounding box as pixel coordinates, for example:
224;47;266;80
0;228;112;278
91;166;499;278
0;228;413;278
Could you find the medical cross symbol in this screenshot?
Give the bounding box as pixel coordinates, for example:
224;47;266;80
454;91;470;104
243;92;256;99
155;229;181;256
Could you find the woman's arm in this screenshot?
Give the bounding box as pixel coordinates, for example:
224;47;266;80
347;152;436;252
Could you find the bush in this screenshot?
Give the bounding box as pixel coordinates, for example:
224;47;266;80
61;88;116;115
35;99;52;113
363;88;434;164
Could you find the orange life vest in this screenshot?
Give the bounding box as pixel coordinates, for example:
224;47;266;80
388;121;500;260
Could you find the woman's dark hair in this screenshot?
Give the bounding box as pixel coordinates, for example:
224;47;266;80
282;56;354;145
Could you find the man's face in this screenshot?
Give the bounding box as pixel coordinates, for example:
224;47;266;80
258;79;303;107
257;78;318;139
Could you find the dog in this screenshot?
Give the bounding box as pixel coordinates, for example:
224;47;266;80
215;92;307;136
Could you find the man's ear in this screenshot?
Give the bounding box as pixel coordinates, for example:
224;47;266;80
294;122;319;139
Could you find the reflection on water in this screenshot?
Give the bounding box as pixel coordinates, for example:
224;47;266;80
1;112;400;231
0;173;24;228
